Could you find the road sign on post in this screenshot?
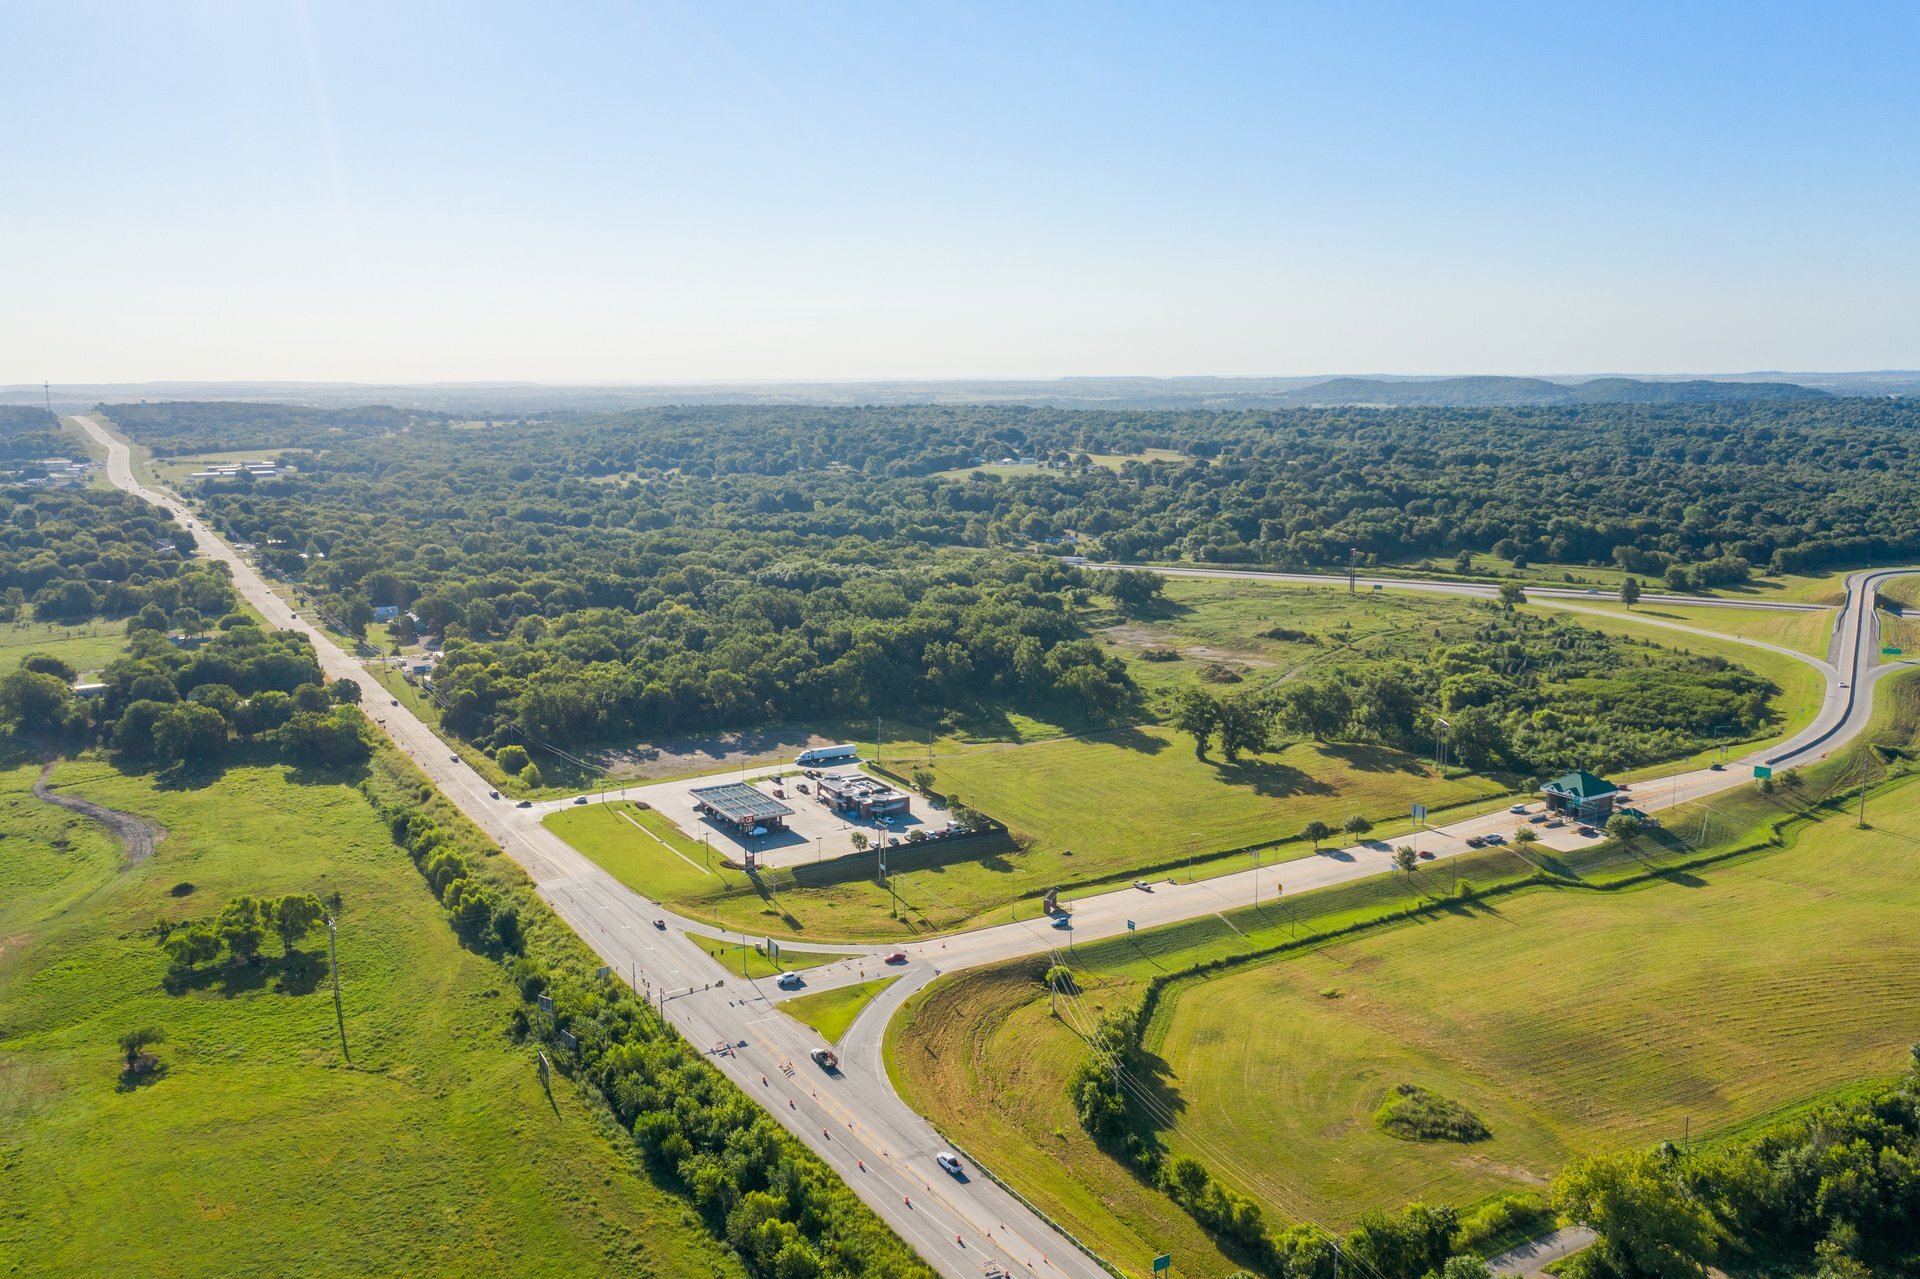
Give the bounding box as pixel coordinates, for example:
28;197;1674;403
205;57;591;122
1154;1254;1173;1273
1410;803;1428;825
1126;919;1136;932
537;993;554;1014
767;939;780;961
1753;765;1772;780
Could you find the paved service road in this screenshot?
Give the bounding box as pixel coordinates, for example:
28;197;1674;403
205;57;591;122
82;415;1915;1276
1089;561;1836;611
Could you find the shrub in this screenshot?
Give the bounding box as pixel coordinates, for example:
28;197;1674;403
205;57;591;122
1374;1083;1491;1143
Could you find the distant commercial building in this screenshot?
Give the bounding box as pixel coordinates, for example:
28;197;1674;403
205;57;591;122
1539;770;1620;822
690;782;795;836
817;773;911;820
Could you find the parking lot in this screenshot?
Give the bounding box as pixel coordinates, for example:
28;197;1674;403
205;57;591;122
538;762;938;870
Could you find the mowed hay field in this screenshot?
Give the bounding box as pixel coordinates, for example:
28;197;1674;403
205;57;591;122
1145;787;1920;1227
0;752;735;1279
892;780;1920;1272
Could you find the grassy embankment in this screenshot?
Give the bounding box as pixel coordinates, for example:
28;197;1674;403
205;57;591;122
783;979;901;1044
886;670;1920;1276
0;748;736;1279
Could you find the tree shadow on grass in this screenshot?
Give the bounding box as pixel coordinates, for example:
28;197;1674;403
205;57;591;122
116;1057;169;1093
162;950;324;998
1323;741;1433;776
1079;724;1170;756
1210;757;1335;799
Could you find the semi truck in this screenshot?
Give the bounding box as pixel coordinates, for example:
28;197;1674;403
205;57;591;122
795;743;858;766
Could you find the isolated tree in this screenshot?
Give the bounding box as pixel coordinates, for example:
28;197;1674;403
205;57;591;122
1452;550;1474;575
495;744;530;774
849;831;870;853
118;1026;166;1072
1620;576;1642;606
1393;846;1418;877
272;893;325;956
910;766;935;793
1605;812;1644;845
1215;694;1271;763
1496;581;1527;609
1103;568;1165;617
1343;814;1373;838
1171;688;1220;758
1301;820;1334;852
1513;826;1540;848
519;760;543;789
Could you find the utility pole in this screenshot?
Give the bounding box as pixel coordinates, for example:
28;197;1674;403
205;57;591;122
1348;546;1356;595
326;913;349;1063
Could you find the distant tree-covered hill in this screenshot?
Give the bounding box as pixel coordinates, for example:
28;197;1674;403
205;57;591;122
1275;375;1828;408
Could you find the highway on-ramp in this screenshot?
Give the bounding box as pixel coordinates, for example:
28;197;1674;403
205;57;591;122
79;415;1916;1277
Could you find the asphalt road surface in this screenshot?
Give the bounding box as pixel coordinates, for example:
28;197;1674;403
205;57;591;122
81;415;1915;1277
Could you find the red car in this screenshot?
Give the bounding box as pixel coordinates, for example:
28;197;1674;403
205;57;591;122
884;950;908;964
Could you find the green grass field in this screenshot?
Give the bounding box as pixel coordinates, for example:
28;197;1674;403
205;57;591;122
0;749;736;1279
784;978;899;1044
888;734;1920;1276
923;724;1502;864
0;618;127;677
1542;598;1837;658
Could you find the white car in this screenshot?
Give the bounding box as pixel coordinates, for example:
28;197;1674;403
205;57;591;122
776;971;803;989
935;1152;964;1176
1508;804;1529;815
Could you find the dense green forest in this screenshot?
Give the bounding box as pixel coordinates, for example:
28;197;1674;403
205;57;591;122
104;398;1902;759
0;406;68;462
0;488;234;623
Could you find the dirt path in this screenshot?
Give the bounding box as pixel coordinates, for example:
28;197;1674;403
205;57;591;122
32;761;165;865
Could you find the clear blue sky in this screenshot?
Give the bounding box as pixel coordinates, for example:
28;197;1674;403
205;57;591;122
4;1;1915;382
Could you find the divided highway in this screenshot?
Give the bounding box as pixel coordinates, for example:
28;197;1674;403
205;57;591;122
79;416;1915;1279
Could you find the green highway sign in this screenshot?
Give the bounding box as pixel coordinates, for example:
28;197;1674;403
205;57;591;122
1127;919;1136;932
1753;765;1772;780
1154;1255;1172;1273
1885;646;1904;656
